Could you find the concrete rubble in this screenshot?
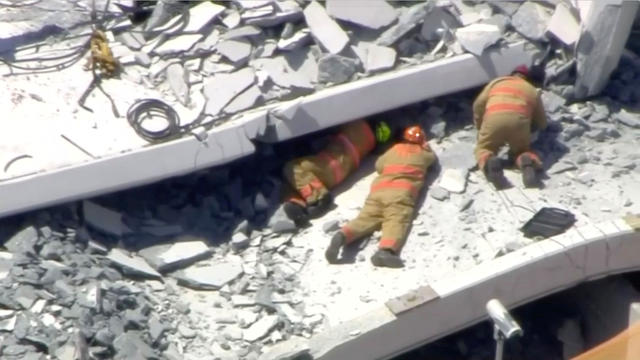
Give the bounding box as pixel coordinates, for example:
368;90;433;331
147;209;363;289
0;0;639;359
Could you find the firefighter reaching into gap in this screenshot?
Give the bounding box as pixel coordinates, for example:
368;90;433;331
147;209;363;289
473;65;547;188
281;119;395;227
325;125;437;268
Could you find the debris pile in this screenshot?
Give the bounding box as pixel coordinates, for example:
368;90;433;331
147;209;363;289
0;0;580;126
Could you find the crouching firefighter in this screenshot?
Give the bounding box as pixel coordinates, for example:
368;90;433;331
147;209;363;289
473;65;547;188
282;119;394;227
325;125;437;268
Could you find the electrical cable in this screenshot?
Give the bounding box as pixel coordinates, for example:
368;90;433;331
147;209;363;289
127;99;182;143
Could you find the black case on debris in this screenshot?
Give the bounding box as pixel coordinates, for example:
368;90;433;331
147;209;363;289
521;207;576;239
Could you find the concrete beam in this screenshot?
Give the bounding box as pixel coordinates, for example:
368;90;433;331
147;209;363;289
575;0;639;99
306;217;640;360
259;41;537;142
0;111;266;219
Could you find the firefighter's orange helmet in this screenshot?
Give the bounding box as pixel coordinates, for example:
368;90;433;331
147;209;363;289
403;125;426;144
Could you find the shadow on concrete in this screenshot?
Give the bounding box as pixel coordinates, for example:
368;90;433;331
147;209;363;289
531;122;570;174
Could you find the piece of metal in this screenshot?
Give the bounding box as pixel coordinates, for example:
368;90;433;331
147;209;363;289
385;285;438;315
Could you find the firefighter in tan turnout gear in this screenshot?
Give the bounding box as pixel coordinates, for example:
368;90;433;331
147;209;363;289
282;119;393;226
325;125;436;268
473;65;547;188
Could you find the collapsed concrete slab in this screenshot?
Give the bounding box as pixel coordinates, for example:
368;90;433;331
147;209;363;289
261;41;536;142
302;217;640;360
574;0;640;99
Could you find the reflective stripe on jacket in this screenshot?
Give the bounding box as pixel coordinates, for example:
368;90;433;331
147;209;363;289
370;142;436;198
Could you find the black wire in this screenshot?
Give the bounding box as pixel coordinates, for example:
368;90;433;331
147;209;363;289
127;99;182;143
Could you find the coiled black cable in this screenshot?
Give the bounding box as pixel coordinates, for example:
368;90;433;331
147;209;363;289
127;98;182;143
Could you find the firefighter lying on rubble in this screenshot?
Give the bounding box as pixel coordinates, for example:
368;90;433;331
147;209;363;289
281;119;396;227
325;125;437;268
473;65;547;188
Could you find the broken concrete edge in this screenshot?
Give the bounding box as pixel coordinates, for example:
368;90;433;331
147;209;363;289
0;111;264;219
0;41;536;219
305;216;640;360
574;1;639;98
259;41;538;142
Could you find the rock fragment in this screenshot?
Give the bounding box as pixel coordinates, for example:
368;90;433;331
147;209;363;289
438;168;467;194
113;332;156;360
303;1;350;54
107;249;161;279
183;1;226;33
153;34;203;56
225;85;264;114
243;315;279;342
245;1;303;27
83;201;129;237
353;43;396;73
430;186;450;201
175;262;243;290
231;232;251;253
614;110;640;128
325;0;397;29
455;23;501;56
546;2;580;46
322;220;340;233
377;2;434;46
203;68;256;116
511;2;552;41
317;54;359;84
4;226;38;254
139;240;211;273
216;39;253;65
277;29;311;51
166;63;190;106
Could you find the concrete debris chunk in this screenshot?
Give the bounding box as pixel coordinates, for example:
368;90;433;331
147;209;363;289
83;201;129;237
225;85;264;114
278;28;312;51
252;57;314;92
166;63;190;106
511;2;552;41
258;336;310;360
204;67;256;116
421;7;461;41
242;5;275;20
438;168;467;194
430;186;450;201
113;332;156;360
541;90;566;113
139;240;211;273
244;315;279;342
183;1;226;33
231;232;251;253
268;206;298;233
216;38;253;65
353;42;397;73
0;316;16;332
377;2;434;46
489;1;520;16
453;1;493;26
317;54;359;84
546;2;580;46
455;23;501;56
176;262;243;290
223;10;242;29
107;249;162;279
117;32;145;50
303;1;350;54
235;0;273;9
223;26;263;40
4;226;37;254
614;110;640;128
153;34;203;55
246;1;303;27
325;0;397;29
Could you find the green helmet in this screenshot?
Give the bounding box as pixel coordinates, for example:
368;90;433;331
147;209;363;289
375;121;391;144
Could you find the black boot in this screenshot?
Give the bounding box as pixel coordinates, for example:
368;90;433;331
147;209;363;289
370;249;404;268
283;201;309;227
307;193;334;218
325;232;345;264
519;154;538;188
484;156;504;187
